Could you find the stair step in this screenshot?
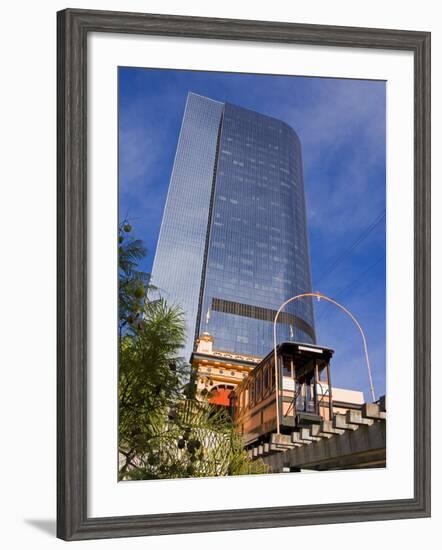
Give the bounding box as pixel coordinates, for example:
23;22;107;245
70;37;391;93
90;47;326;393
310;424;332;439
362;403;386;420
270;443;292;452
300;427;322;441
333;413;358;431
346;410;374;426
291;432;312;445
320;420;345;435
271;433;292;446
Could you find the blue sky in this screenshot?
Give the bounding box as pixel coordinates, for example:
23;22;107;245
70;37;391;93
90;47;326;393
119;67;386;401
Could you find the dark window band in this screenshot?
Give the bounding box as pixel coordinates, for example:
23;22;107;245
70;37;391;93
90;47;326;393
211;297;316;342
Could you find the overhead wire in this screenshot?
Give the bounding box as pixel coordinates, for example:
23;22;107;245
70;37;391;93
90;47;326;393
315;253;386;324
314;209;386;287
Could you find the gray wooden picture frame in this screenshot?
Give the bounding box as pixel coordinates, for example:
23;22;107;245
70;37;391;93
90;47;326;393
57;8;431;541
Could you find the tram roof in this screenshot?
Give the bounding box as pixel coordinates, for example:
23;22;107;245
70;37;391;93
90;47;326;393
259;341;335;366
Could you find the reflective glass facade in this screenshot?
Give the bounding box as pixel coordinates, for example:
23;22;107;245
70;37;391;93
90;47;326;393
200;102;315;356
152;93;315;361
151;93;224;361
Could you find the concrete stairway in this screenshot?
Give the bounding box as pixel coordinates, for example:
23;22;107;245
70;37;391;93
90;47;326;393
248;399;386;471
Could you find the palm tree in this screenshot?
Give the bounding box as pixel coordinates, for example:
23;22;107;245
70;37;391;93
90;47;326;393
119;297;189;474
120;397;268;480
118;225;268;479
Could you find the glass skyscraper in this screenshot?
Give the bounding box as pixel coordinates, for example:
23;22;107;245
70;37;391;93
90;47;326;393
151;92;315;361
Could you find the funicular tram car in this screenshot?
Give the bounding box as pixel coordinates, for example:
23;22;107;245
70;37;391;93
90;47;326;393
230;341;335;447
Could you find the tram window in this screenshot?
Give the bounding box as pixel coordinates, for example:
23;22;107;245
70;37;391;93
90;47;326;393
269;364;275;390
256;371;262;402
282;356;291;377
263;366;269;393
304;384;314;412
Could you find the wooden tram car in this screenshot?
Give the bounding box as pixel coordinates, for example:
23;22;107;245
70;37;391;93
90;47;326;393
230;341;335;447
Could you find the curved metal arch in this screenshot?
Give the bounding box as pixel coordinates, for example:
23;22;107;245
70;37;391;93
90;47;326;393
273;292;376;434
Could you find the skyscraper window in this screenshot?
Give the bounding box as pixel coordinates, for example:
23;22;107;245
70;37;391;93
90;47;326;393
151;92;315;360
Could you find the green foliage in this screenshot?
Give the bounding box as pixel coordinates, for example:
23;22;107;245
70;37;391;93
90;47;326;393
118;223;150;334
119;298;190;473
120;398;268;480
118;225;268;480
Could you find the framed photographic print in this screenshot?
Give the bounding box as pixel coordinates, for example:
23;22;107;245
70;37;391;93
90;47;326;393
57;8;431;541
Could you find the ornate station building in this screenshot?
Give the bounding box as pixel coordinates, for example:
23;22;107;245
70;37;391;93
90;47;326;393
191;332;260;406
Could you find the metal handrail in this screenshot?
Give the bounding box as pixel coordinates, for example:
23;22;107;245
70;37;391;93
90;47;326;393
273;292;375;434
282;384;302;418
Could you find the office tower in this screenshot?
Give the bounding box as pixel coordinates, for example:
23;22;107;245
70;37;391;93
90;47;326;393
151;92;315;361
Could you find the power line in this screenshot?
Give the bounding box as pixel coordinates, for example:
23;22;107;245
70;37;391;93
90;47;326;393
315;209;386;286
315;253;385;325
